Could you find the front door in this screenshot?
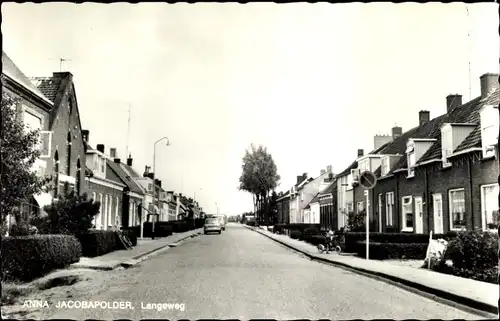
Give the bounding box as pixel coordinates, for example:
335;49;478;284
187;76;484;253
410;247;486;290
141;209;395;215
432;194;444;234
414;196;424;234
481;184;499;231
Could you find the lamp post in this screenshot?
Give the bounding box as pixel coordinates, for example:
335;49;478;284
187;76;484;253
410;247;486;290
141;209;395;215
152;136;170;240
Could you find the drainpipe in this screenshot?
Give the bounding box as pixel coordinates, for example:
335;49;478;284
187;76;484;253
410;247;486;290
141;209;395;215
424;167;430;234
395;174;400;231
467;157;474;230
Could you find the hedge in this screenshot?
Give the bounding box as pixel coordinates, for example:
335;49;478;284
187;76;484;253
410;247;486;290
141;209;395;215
355;241;428;260
2;235;82;282
77;230;119;257
344;232;458;253
302;234;325;246
290;230;301;239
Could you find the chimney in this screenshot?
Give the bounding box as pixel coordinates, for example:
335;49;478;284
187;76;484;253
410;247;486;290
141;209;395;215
81;130;89;142
96;144;105;153
110;148;117;158
392;127;402;140
148;173;154;180
480;73;499;99
126;154;133;166
327;165;332;173
446;94;462;113
296;176;302;184
357;149;364;158
114;158;121;164
143;165;150;177
419;110;430;126
320;169;326;175
373;134;392;150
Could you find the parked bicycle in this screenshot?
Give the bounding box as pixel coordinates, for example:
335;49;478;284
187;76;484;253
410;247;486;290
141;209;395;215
115;229;133;249
317;231;343;254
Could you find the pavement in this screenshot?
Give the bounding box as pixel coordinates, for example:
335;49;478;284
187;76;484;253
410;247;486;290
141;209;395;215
70;228;203;270
248;225;499;317
4;223;490;320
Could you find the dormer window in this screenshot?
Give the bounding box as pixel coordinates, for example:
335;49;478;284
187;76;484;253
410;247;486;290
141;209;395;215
440;124;453;168
480;105;499;159
406;141;415;177
358;159;370;173
381;156;390;176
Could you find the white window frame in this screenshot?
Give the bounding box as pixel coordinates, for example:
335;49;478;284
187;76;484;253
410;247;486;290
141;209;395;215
401;196;414;232
448;188;466;231
39;131;53;158
480;184;499;231
92;192;97;226
385;192;394;226
351;169;360;182
115;196;120;227
103;195;108;228
100;157;106;174
406;142;416;178
441;124;453;168
381;156;390;176
98;193;103;229
480;105;499;159
357;201;364;213
300;191;304;202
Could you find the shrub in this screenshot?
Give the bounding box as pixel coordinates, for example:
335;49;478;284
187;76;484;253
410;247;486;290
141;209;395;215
9;222;38;236
347;211;365;232
1;235;82;282
35;192;100;237
246;221;256;227
443;230;498;271
290;230;301;239
303;235;325;246
120;228;138;246
356;241;428;260
77;230;118;258
343;232;458;253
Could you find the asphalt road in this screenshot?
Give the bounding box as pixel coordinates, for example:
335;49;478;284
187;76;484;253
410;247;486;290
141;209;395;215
40;223;481;320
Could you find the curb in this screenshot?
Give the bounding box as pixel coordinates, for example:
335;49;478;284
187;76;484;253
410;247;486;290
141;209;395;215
131;231;202;261
246;226;498;317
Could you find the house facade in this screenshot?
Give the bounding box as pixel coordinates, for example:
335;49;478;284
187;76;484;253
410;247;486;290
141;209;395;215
2;52;54;222
84;143;126;230
336;159;359;230
31;72;87;198
319;179;337;230
344;73;499;235
276;191;290;224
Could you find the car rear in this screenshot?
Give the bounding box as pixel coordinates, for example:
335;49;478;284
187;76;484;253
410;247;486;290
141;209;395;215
204;217;222;234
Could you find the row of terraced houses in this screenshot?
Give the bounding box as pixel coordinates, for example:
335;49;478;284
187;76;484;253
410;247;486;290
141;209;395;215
2;51;203;236
276;73;499;234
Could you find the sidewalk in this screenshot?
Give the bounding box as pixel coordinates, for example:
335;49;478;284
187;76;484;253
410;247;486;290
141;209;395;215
71;228;203;270
247;226;499;316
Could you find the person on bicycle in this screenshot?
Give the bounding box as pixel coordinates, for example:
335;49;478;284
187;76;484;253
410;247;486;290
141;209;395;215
324;228;335;253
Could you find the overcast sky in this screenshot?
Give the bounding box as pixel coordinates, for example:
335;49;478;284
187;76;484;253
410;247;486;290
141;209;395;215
2;3;498;215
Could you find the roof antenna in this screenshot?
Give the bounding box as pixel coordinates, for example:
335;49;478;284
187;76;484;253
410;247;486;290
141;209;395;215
59;58;72;72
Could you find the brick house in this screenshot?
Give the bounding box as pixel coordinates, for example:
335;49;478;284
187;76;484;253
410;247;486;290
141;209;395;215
354;73;500;235
289;167;334;223
166;191;178;221
319;178;337;230
1;52;54;221
303;194;320;224
336;159;358;230
276;191;290;224
83;142;125;230
31;72;87;198
104;151;145;229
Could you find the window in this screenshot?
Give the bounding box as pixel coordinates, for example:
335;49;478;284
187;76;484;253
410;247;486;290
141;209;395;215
115;196;120;227
76;159;81;195
66;132;72;175
357;201;364;214
300;192;304;201
92;192;97;226
93;155;98;171
381;157;390;176
406;142;416;177
351;169;360;182
401;196;413;231
23;111;42;131
358;159;369;173
39;131;52;157
441;125;453;168
148;183;153;192
68;99;73;114
385;192;394;226
449;189;466;230
108;196;113;226
480;105;499;158
100;157;105;173
480;184;499;231
53;151;59;198
98;193;103;229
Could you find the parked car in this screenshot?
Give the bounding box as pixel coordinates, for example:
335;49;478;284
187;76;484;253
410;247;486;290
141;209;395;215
204;217;222;234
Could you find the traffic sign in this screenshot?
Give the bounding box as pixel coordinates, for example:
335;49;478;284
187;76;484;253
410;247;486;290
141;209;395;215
359;171;377;190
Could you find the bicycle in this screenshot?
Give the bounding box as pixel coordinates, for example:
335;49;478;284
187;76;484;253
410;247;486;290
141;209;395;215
317;234;342;254
116;229;133;250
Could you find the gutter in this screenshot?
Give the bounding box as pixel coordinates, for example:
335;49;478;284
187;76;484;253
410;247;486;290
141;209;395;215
416;159;441;166
468;158;474;229
448;148;482;159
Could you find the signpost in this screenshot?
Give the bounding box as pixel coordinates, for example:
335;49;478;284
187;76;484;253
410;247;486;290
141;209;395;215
359;170;377;260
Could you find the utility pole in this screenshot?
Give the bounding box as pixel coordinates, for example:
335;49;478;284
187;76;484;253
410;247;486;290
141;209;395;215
125;104;131;159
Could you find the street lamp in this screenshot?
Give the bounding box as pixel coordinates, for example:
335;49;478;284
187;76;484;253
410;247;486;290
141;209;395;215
152;136;170;240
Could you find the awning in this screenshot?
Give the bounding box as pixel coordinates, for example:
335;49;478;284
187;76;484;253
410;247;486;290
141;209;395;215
34;192;53;213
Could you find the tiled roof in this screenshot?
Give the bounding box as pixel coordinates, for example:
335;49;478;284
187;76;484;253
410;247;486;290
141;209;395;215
304;193;321;209
319;181;335;196
121;163;141;178
2;52;52;105
107;160;144;195
418;89;499;163
338;160;358;177
30;77;61;103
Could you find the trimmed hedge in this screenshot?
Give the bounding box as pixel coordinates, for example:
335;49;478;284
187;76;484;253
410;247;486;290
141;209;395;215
77;230;118;257
2;235;82;282
302;234;325;246
356;241;428;260
120;228;138;246
344;232;458;253
290;230;301;239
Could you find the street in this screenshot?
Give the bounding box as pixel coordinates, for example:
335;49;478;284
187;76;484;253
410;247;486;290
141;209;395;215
25;223;481;320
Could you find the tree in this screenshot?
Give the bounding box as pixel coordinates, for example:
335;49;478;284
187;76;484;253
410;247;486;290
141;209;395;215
1;92;51;227
269;191;279;225
32;191;100;237
238;144;280;225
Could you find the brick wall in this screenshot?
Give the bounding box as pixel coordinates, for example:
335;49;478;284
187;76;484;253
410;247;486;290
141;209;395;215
46;81;86;196
371;175;399;232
